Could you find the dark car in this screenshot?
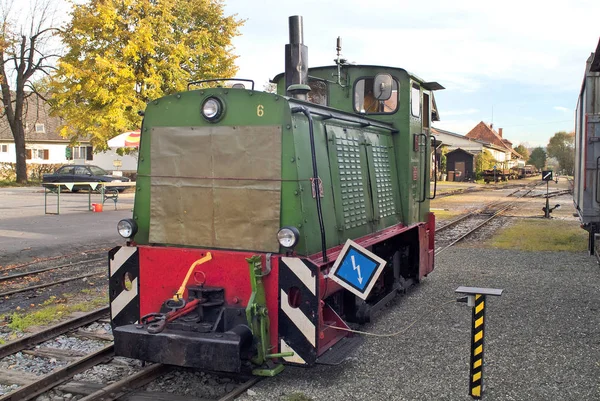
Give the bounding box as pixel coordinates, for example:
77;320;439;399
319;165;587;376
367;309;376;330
42;165;131;192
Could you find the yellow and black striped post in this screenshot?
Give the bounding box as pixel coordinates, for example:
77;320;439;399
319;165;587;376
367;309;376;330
470;294;486;398
456;286;503;400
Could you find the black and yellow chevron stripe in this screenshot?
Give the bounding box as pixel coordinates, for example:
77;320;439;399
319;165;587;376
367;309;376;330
469;294;486;398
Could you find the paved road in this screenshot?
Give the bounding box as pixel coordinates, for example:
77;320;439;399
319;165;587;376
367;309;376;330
0;187;134;266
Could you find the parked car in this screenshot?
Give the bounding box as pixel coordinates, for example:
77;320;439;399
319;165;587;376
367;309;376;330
42;165;131;192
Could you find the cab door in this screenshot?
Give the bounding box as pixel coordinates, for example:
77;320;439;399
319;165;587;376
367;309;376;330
417;89;432;220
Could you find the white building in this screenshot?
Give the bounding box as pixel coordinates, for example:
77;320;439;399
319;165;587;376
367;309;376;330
0;93;138;176
432;127;514;164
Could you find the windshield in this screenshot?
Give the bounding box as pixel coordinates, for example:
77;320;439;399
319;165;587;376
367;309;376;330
89;166;108;175
354;77;399;114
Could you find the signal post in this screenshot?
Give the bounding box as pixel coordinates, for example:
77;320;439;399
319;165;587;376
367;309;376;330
456;286;503;399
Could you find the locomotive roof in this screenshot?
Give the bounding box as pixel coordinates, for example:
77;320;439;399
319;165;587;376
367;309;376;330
271;64;438;88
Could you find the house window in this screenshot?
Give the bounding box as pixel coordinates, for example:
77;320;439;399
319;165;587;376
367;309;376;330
72;146;94;160
73;146;85;159
0;144;7;152
411;83;421;118
26;149;49;160
35;123;45;133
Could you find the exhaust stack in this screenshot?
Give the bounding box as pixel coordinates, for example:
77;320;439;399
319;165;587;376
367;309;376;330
285;16;310;99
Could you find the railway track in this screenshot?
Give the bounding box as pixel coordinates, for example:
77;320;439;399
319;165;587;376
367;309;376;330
0;248;262;400
435;180;544;255
0;252;106;301
435;201;515;255
0;306;258;401
0;248;109;274
0;307;112;401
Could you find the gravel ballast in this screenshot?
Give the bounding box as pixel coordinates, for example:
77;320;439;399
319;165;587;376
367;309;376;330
236;248;600;401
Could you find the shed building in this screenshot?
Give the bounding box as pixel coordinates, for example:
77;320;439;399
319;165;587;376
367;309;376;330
446;148;474;182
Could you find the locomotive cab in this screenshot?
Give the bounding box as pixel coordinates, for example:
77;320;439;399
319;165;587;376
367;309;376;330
109;16;442;375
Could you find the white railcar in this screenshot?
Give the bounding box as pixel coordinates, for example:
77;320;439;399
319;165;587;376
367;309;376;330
574;39;600;257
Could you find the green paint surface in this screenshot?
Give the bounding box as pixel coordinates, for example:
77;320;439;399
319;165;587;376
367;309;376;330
132;65;437;255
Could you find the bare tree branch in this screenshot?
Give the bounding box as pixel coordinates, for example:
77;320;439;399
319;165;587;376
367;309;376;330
25;82;48;101
0;0;61;183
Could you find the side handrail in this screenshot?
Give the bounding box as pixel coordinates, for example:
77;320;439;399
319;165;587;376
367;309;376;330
418;133;428;203
596;156;600;204
428;135;438;200
187;78;255;91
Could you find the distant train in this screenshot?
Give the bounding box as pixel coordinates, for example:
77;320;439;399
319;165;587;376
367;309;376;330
517;165;537;179
108;16;440;375
574;38;600;257
481;165;537;183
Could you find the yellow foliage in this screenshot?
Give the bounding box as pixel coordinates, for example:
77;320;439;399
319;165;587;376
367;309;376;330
49;0;243;149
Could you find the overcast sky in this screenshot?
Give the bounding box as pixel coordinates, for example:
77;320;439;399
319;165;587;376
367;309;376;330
224;0;600;148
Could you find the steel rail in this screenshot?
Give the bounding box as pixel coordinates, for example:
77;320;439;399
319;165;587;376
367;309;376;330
0;344;114;401
434;180;545;255
0;307;109;359
435;200;504;233
0;258;105;283
0;248;109;272
78;363;168;401
0;271;105;298
435;180;543;233
435;201;515;256
218;377;262;401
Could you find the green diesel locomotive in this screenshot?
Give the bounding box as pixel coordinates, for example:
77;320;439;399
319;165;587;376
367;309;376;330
109;15;442;375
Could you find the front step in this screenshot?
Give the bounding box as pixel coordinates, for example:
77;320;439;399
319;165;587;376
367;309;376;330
316;335;364;365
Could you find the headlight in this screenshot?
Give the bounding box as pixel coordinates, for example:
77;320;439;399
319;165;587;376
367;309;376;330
117;218;138;239
277;226;300;249
201;97;223;122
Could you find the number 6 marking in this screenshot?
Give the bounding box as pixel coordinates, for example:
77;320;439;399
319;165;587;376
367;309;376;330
257;104;264;117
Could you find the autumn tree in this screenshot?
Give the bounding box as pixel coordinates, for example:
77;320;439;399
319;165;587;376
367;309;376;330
528;147;547;170
49;0;243;149
513;144;529;162
546;131;575;174
474;149;495;175
0;0;60;183
263;82;277;93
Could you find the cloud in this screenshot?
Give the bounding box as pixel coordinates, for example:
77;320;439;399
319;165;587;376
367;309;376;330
443;108;480;117
433;120;481;135
227;0;600;94
553;106;570;113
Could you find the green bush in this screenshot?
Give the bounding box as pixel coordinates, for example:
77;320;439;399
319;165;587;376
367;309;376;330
0;162;62;181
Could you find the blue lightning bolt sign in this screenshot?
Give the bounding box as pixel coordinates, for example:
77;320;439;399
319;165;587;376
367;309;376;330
352;255;363;285
329;239;387;300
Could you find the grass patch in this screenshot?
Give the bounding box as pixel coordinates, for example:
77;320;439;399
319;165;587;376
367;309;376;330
5;293;108;332
433;209;461;221
487;219;588;252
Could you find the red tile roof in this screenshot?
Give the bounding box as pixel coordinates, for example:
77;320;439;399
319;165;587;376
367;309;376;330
465;121;522;159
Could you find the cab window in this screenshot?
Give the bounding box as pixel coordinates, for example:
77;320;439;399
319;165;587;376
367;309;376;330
411;83;421;118
354;77;399;114
307;78;327;106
